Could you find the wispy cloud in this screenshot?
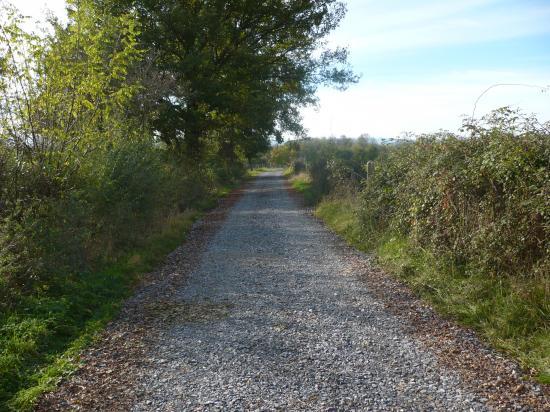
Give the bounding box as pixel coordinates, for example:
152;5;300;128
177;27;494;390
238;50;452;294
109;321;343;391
302;70;550;138
333;0;550;55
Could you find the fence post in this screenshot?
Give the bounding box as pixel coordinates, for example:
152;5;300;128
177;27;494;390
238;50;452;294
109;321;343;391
366;161;375;180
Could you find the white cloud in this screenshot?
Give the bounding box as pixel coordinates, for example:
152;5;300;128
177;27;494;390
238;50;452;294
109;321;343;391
302;70;550;138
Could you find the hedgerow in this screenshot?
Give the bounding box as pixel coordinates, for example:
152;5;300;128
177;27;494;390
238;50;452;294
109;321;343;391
360;108;549;280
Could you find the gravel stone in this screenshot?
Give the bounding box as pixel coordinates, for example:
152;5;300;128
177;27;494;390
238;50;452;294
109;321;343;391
38;171;549;411
131;171;485;411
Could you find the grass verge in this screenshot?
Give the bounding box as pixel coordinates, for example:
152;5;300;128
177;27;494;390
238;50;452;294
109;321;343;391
289;172;323;206
0;183;239;411
314;195;549;384
247;167;279;178
1;210;199;411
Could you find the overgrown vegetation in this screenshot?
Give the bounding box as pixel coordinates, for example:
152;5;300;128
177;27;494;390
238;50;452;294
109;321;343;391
273;136;381;204
0;0;353;408
282;109;550;383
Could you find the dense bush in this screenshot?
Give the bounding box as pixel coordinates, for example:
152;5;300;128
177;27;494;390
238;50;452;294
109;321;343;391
279;136;382;202
360;108;550;279
0;4;223;304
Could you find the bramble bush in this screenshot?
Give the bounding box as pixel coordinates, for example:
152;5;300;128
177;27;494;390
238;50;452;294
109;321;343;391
351;109;549;379
360;108;550;280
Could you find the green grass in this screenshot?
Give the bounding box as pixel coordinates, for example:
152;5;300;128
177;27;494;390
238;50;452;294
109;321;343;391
248;167;278;177
283;166;294;177
315;196;363;247
0;183;238;411
289;172;323;206
315;196;550;384
0;210;199;411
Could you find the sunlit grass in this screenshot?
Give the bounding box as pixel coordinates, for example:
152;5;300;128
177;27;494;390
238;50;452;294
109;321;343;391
248;167;279;177
1;210;198;411
0;182;240;411
315;196;550;384
289;172;323;206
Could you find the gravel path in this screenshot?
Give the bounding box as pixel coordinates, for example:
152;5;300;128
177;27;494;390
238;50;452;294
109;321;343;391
39;170;549;411
130;171;485;411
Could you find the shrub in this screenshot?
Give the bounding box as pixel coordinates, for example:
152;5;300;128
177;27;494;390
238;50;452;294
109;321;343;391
360;108;550;279
306;109;549;379
282;136;383;198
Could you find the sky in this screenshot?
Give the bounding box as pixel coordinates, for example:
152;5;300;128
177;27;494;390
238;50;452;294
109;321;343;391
12;0;550;138
302;0;550;138
15;0;67;19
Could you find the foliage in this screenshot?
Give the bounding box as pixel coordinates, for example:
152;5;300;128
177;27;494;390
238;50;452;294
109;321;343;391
0;0;142;196
318;194;549;382
270;142;300;167
301;109;549;381
360;108;549;279
277;136;382;199
0;0;155;296
98;0;357;158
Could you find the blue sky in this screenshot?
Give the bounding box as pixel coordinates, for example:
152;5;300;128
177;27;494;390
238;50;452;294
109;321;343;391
302;0;550;137
16;0;550;138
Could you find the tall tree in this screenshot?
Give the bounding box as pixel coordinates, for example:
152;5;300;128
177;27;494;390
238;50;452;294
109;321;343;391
98;0;356;159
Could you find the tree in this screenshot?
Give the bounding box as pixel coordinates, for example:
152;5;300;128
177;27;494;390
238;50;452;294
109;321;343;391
98;0;356;160
0;0;142;199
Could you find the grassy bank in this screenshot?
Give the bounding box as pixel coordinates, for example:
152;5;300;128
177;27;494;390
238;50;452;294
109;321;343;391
289;173;322;206
311;189;549;384
248;167;279;177
0;181;241;411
